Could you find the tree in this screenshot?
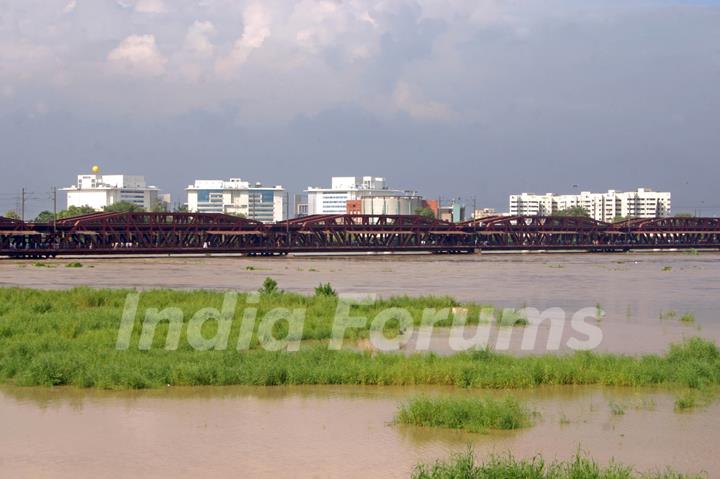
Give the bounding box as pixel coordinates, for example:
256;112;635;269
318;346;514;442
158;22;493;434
103;201;144;213
34;211;55;223
150;201;168;213
3;210;20;220
415;206;436;219
58;205;96;219
174;203;189;213
552;206;590;217
674;212;694;218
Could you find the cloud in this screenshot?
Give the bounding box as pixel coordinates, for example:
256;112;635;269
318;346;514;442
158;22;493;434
63;0;77;14
184;20;216;56
392;81;454;122
215;4;271;76
117;0;167;14
135;0;166;14
107;35;167;77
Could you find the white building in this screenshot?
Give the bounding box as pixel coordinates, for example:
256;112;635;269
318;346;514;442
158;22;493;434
509;188;671;221
305;176;408;215
62;174;162;211
186;178;286;223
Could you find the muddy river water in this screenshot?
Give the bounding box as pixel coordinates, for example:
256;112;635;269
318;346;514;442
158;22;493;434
1;252;720;477
1;385;718;478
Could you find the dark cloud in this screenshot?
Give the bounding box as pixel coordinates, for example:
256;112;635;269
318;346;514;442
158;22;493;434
0;1;718;216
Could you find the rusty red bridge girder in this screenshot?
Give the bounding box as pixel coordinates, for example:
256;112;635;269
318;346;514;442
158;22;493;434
1;212;719;258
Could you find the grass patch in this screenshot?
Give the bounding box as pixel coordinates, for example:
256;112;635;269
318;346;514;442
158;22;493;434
0;288;719;390
65;262;83;268
673;389;715;412
674;391;697;411
314;282;337;297
496;309;528;327
609;400;625;416
680;313;696;324
396;395;530;433
659;310;677;320
412;450;703;479
661;266;672;272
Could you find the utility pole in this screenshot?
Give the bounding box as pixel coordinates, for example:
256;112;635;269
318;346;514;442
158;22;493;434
285;190;290;251
52;187;57;231
20;188;25;222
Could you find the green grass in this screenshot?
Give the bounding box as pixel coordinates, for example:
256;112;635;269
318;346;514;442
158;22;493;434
396;395;530;433
314;282;337;297
412;450;704;479
674;391;697;411
0;287;493;347
0;288;719;390
680;313;695;324
672;389;715;412
609;400;626;416
496;309;529;327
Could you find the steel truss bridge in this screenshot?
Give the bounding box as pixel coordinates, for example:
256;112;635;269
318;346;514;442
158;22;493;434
2;212;720;258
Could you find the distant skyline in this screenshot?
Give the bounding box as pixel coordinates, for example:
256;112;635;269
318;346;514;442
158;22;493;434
1;0;719;217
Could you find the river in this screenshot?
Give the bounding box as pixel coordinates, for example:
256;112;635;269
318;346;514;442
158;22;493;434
0;385;716;478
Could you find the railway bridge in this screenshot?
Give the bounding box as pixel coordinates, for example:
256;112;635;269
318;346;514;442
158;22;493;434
1;212;719;258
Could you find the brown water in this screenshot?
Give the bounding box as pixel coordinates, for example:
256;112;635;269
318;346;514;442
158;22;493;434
2;253;720;477
0;385;716;478
2;253;718;319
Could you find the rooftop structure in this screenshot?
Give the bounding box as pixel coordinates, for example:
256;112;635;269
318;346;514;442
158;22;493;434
62;173;163;211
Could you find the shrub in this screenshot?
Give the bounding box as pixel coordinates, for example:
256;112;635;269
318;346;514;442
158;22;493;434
259;277;280;295
674;391;697;411
314;283;337;297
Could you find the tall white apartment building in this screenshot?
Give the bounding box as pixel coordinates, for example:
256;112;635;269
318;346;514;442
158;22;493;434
62;174;162;211
305;176;407;215
509;188;671;221
186;178;286;223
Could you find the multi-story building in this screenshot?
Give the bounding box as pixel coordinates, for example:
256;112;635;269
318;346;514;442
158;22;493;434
293;194;309;218
186;178;286;223
438;202;467;223
472;208;498;219
305;177;408;215
509;188;671;221
62;173;163;211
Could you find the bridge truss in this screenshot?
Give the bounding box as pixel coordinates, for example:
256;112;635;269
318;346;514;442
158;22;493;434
1;212;719;258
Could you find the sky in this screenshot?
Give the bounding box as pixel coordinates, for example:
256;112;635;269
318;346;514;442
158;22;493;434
1;0;719;217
